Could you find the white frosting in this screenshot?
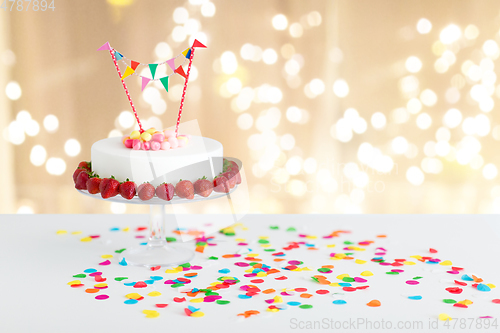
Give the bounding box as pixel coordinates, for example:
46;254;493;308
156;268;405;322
91;136;223;186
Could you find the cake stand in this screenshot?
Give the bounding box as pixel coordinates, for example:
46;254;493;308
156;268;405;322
77;157;242;268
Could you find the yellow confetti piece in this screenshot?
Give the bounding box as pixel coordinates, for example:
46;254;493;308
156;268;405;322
326;244;336;248
335;253;346;259
301;267;312;271
439;260;452;266
235;238;246;242
258;236;268;239
355;259;367;264
190;298;204;303
126;293;142;299
94;283;108;288
220;276;234;280
337;274;350;280
123;227;130;232
403;261;416;265
246;253;259;257
244;268;253;273
67;280;81;285
101;254;113;259
410;255;422;260
256;272;267;277
165;267;183;274
329;283;340;287
458;299;473;305
71;231;82;235
80;236;92;242
190;311;205;317
209;282;219;286
142;310;160;318
267;308;279;312
260;244;271;248
56;230;67;235
439;313;452;321
147;291;161;297
486;283;496;289
305;235;317;239
330;257;341;261
360;271;373;276
273;296;283;303
241;227;249;231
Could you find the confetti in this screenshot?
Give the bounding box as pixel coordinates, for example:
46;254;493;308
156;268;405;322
142;310;160;318
299;304;313;309
155;304;168;308
408;296;422;300
438;313;452;321
95;295;109;300
477;284;491;292
73;274;86;278
406;280;419;285
367;300;381;307
119;258;128;266
56;230;67;235
83;268;97;273
99;260;111;266
148;291;162;297
332;300;347;305
492;299;500;304
216;300;230;305
115;248;126;253
80;237;92;242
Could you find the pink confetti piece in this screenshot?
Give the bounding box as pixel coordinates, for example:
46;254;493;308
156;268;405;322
354;277;367;283
99;260;111;266
406;280;419;285
235;262;250;267
95;295;109;300
89;272;102;276
191;266;203;270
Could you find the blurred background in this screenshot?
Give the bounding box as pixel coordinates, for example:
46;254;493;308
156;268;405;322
1;0;500;214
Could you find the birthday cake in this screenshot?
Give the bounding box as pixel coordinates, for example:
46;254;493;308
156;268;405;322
73;39;241;201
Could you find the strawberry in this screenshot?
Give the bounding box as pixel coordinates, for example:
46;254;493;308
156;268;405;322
73;168;85;184
156;183;175;201
100;177;120;199
193;177;213;197
228;160;239;172
86;176;102;194
78;161;91;172
137;183;155;201
232;169;242;184
75;171;90;190
120;179;136;200
221;171;236;189
175;180;194;199
213;175;230;193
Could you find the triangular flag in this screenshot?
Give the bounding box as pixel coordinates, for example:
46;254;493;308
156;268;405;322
131;61;140;71
192;39;207;49
141;77;151;91
115;51;123;60
149;64;158;79
175;66;187;79
166;58;176;71
97;42;111;51
182;48;190;57
186;48;192;59
159;76;169;92
121;66;135;80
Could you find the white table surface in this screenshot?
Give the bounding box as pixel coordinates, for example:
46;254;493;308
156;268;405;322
1;214;500;333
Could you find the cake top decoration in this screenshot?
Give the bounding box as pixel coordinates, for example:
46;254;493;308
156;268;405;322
97;39;207;151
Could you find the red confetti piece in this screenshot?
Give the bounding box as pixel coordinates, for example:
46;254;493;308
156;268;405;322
454;280;467;286
295;288;307;292
316;289;329;295
453;303;468;308
89;235;100;239
184;308;193;316
174;297;186;303
429;248;438;253
492;299;500;304
95;295;109;300
134;281;147;288
342;287;357;292
250;279;264;284
275;276;288;280
150;266;161;271
70;284;84;288
445;287;463;294
155;304;169;308
136;227;147;231
95;276;106;282
452;266;464;271
356;285;370;290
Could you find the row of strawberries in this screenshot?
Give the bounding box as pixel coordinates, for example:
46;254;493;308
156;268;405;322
73;159;241;201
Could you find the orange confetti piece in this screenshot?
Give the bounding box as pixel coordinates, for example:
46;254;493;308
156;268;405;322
85;288;99;293
300;293;313;298
184;272;198;277
237;310;260;318
274;258;285;262
262;289;276;294
376;234;386;238
367;300;381;307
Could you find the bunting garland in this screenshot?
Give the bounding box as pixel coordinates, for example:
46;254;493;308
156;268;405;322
97;39;207;134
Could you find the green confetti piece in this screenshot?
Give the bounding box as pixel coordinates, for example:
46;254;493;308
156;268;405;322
258;239;270;244
318;268;331;273
264;249;276;252
73;274;86;278
196;242;207;246
345;253;354;256
179;263;191;268
208;256;218;260
270;226;279;230
299;304;313;309
386;272;399;275
249;262;258;266
216;300;230;305
311;277;319;283
342;277;355;282
205;291;219;296
115;248;126;253
171;283;184;288
115;277;128;281
443;299;457;304
413;276;423;280
286;227;296;232
343;241;354;245
166;237;177;242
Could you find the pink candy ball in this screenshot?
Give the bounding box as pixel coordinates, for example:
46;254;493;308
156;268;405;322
124;139;134;148
132;139;141;150
142;141;150;150
151;141;161;151
152;133;165;142
164;130;176;138
168;137;179;149
161;141;171;150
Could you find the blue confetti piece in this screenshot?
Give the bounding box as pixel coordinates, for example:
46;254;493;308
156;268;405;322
338;283;352;287
252;268;264;273
287;301;301;306
188;305;199;312
150;276;163;281
139;242;147;245
144;280;155;285
238;294;252;299
477;284;491;292
124;299;138;304
372;257;383;260
276;305;288;310
218;268;230;274
110;227;120;231
274;253;286;257
333;300;347;305
425;260;439;264
408;295;422;300
83;268;97;273
124;282;136;286
119;258;128;266
462;274;473;281
305;243;315;247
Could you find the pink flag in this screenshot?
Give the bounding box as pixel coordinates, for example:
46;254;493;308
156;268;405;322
141;77;151;91
166;58;176;71
97;42;111;51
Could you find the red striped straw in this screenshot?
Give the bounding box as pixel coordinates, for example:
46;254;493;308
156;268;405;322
109;49;144;133
175;48;195;137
